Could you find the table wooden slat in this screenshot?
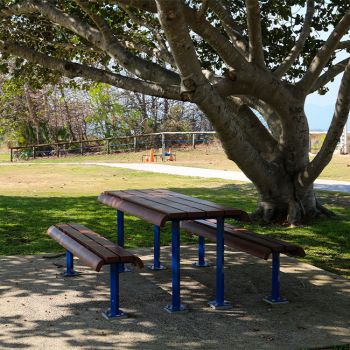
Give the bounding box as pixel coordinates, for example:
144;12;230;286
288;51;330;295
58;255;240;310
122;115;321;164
122;189;208;217
98;189;250;226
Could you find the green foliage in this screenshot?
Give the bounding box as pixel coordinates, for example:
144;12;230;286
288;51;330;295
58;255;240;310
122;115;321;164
0;0;348;86
86;82;141;138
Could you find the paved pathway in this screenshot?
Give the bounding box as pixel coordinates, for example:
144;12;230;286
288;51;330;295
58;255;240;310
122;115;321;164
1;161;350;193
89;163;350;194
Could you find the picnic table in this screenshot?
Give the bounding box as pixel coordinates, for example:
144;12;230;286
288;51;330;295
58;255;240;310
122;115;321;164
98;189;249;312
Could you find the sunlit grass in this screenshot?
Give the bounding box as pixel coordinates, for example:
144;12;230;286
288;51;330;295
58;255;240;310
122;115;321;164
4;146;350;180
0;164;348;279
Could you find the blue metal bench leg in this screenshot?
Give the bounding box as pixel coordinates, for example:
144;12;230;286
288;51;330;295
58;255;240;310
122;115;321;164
62;250;79;277
116;210;131;273
208;217;232;309
263;252;288;304
193;236;210;267
165;220;187;313
102;263;127;319
148;225;166;270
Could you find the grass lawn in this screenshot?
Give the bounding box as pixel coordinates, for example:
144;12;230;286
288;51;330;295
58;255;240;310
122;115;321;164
0;163;349;279
3;145;350;181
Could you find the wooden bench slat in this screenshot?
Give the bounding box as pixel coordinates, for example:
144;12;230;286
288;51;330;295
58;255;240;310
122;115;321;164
56;224;123;264
181;220;272;259
68;224;143;267
48;226;105;271
181;219;306;259
196;220;287;252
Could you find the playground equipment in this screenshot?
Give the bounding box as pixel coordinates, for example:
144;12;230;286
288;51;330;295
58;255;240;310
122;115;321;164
142;148;176;162
165;148;176;161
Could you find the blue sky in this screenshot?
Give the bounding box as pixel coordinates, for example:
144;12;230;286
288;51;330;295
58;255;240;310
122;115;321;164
305;74;349;131
304;46;349;131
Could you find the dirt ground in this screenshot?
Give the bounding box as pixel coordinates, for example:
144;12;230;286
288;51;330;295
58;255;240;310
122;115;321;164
0;244;349;350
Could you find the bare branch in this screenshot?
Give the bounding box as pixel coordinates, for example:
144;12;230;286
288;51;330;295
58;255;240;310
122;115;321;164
297;8;350;93
310;57;350;93
274;0;315;79
0;40;182;100
298;59;350;187
245;0;265;68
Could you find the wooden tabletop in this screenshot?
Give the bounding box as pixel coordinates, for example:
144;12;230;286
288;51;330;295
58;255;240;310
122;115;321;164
98;189;250;226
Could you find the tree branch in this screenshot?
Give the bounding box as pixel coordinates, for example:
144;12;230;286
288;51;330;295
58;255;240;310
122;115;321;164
155;0;279;190
0;40;182;100
336;40;350;50
115;0;248;70
310;57;350;93
155;0;206;95
118;3;176;67
207;0;248;56
1;0;180;85
297;59;350;187
297;8;350;93
274;0;315;79
245;0;265;68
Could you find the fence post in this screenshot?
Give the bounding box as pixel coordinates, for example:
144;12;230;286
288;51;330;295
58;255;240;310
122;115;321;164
192;133;196;149
133;136;137;152
161;133;165;161
80;141;84;155
10;148;13;162
56;144;60;158
106;139;110;154
32;146;36;159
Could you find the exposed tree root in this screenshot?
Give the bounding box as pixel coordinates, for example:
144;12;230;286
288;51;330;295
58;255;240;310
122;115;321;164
250;197;336;226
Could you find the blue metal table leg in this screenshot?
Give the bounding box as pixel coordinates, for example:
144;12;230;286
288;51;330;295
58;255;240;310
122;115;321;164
164;220;187;313
116;210;131;272
263;252;288;304
62;250;79;277
148;225;166;270
102;263;127;319
208;217;232;309
193;236;210;267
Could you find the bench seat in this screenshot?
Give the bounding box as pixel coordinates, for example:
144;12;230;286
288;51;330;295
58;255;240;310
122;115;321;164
47;223;143;319
181;219;305;259
181;219;305;304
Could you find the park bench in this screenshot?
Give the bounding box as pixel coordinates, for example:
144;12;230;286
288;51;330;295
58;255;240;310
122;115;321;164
181;219;305;304
47;223;143;319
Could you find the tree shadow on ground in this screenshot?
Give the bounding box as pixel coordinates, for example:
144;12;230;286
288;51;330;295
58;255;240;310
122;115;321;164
0;246;349;350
